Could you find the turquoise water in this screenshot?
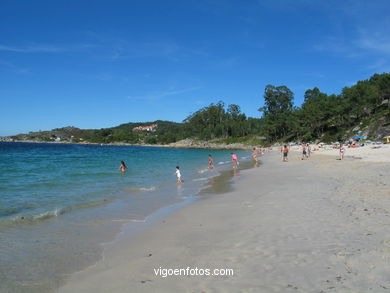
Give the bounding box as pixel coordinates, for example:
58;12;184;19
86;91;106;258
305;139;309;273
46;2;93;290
0;142;249;223
0;142;250;292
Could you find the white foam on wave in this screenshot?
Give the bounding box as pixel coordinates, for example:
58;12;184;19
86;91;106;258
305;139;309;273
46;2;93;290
112;218;146;223
193;177;208;182
33;208;64;220
198;168;209;174
139;186;157;192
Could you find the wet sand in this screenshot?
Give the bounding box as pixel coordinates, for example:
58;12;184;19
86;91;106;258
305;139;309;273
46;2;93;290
59;151;390;293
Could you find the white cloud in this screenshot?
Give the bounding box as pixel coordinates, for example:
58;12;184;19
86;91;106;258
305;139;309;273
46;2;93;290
0;43;94;53
0;61;30;74
97;41;181;61
0;44;63;53
355;30;390;55
127;86;201;101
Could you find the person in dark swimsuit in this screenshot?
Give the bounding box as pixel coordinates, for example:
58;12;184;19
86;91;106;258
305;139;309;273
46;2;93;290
302;145;307;160
282;145;289;162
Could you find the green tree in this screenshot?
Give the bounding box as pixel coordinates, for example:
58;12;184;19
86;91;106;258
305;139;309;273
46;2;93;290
260;85;294;141
261;85;294;116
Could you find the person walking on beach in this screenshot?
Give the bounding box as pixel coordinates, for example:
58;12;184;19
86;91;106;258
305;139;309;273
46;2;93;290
282;145;289;162
252;147;260;167
119;160;127;173
231;153;239;169
252;148;258;163
208;154;214;169
307;144;312;159
302;144;308;160
175;166;182;184
339;145;345;160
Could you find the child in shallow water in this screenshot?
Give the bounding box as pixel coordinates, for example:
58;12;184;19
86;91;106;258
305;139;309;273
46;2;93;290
252;148;258;162
175;166;182;184
231;153;239;169
208;154;214;169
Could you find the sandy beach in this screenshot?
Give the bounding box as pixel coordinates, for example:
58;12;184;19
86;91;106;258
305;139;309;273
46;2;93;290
59;149;390;293
317;144;390;163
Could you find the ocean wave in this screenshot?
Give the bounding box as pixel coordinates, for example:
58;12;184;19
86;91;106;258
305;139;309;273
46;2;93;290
197;168;210;174
124;185;160;193
111;218;146;223
0;207;23;218
218;160;232;165
32;208;65;220
0;208;65;225
0;199;111;227
139;186;157;192
192;177;209;182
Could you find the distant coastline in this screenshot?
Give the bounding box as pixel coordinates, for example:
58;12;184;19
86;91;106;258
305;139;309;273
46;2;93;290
0;139;254;150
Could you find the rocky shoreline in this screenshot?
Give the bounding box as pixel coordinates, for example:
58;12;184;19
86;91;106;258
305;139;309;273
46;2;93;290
1;138;254;150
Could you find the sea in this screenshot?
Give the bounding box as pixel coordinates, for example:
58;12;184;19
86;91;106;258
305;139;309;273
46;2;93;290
0;142;251;293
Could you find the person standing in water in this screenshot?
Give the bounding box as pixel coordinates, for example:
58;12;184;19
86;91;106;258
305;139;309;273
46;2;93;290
208;154;214;169
119;160;127;173
252;147;259;167
175;166;182;184
231;153;239;169
252;148;258;162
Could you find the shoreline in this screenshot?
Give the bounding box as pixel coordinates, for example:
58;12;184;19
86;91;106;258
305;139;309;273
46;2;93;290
0;143;255;293
0;140;255;150
59;150;390;293
57;159;254;292
58;159;255;288
51;158;254;292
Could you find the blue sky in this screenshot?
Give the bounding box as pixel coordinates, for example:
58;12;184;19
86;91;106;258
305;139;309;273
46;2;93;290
1;0;389;136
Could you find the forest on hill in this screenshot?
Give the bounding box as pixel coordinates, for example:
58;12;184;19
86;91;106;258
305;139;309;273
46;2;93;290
183;72;390;144
8;73;390;145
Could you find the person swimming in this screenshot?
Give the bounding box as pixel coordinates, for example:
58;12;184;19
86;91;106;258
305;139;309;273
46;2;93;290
119;160;127;173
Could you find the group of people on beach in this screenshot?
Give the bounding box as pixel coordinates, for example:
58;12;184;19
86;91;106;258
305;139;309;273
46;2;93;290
280;143;346;161
301;144;312;160
280;144;314;161
119;142;347;185
118;152;242;185
280;144;311;162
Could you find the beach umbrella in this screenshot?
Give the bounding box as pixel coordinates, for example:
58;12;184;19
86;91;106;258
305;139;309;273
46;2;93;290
353;135;365;139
